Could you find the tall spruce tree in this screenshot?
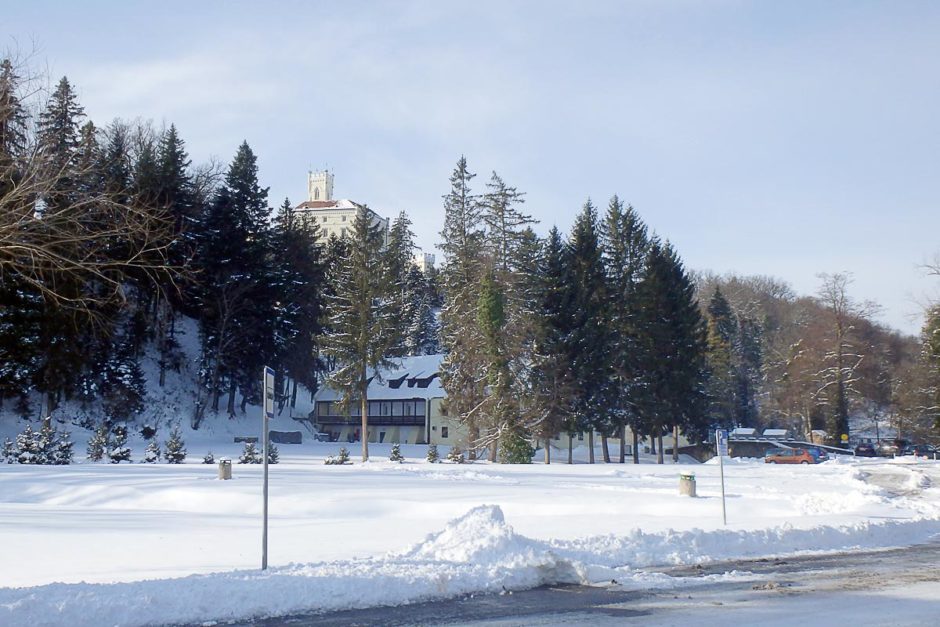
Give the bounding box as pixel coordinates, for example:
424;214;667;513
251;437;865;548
530;227;576;463
601;197;650;463
194;142;273;424
439;157;488;459
270;198;325;410
384;211;417;357
636;241;709;462
322;206;396;461
566;201;611;463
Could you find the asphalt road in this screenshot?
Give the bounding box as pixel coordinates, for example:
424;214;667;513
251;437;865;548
214;540;940;627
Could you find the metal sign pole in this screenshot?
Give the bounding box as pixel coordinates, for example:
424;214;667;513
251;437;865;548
262;366;274;570
717;429;728;526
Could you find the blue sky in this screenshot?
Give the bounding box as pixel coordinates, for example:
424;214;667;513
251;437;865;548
5;0;939;333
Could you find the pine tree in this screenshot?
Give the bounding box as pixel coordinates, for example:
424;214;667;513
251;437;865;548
36;421;57;465
267;443;279;464
86;424;108;461
108;424;132;463
389;443;404;462
601;198;651;463
439;157;488;460
426;444;439;463
102;338;147;423
498;430;534;464
321;206;397;462
164;425;187;463
635;241;709;462
529;227;576;463
53;430;74;465
194;142;273;423
144;439;161;463
446;445;466;464
15;424;39;464
238;441;261;464
566;202;611;463
706;287;737;428
2;437;15;463
270;198;325;410
385;211;417;357
203;451;215;464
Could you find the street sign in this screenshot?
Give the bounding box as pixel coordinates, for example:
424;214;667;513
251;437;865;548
716;429;729;457
841;433;849;444
264;366;275;418
716;428;728;526
261;366;275;571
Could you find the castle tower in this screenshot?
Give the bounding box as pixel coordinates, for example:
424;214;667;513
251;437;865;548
307;170;334;202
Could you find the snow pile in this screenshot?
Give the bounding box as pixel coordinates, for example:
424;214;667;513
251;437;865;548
4;503;940;627
0;505;578;627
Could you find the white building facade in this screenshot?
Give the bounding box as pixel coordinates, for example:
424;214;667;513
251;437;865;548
294;170;389;243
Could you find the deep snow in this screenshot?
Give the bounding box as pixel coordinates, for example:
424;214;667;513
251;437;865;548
2;432;940;626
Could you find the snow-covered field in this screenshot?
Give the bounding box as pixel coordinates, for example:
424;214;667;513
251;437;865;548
2;423;940;626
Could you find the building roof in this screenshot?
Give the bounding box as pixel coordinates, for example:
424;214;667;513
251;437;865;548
315;354;445;402
295;199;364;211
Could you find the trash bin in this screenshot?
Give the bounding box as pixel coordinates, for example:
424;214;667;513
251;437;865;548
679;472;696;497
218;458;232;480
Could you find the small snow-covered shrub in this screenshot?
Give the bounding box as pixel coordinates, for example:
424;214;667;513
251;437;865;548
426;444;439;463
499;431;534;464
238;442;262;464
325;447;350;465
143;439;161;463
203;451;215;464
15;425;39;464
53;431;74;465
164;425;187;464
86;424;108;462
267;443;279;464
2;438;15;463
389;443;404;463
446;445;465;464
108;424;132;463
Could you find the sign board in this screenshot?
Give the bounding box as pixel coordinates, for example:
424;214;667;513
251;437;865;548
716;429;729;457
840;433;849;443
264;367;275;418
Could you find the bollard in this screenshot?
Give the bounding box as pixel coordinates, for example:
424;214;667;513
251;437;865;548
679;472;697;497
218;458;232;480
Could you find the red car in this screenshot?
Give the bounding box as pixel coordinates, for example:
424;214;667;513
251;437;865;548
765;448;816;464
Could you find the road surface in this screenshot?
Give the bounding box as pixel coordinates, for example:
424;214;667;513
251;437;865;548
215;539;940;626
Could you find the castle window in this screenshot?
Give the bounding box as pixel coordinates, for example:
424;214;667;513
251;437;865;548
442;427;449;439
322;216;327;223
342;215;347;222
314;188;320;200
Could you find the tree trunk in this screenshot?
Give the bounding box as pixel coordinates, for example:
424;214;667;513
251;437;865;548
588;431;595;464
632;429;639;464
468;424;480;461
619;425;626;463
657;433;664;464
673;425;680;462
360;372;370;462
544;438;551;464
568;433;573;464
601;433;610;463
227;379;237;416
488;431;498;462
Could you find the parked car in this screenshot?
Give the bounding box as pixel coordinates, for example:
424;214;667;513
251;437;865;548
765;448;816;464
901;444;936;457
805;446;829;462
854;442;877;457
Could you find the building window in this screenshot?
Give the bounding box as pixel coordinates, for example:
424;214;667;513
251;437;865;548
442;427;449;439
341;228;347;237
314;188;320;200
578;432;584;441
342;215;346;222
322;216;327;223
